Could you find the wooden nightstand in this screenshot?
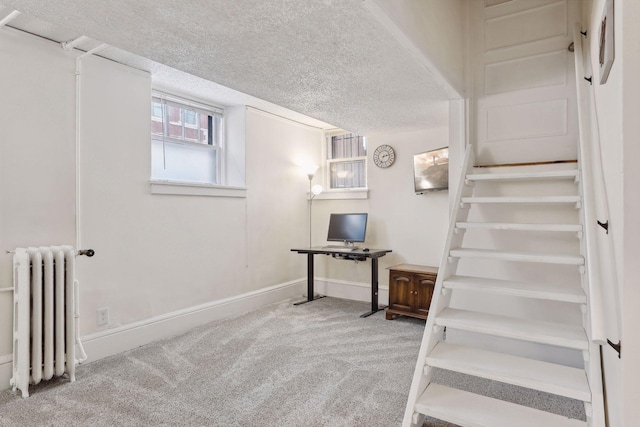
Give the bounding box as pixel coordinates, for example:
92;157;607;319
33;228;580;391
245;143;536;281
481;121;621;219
386;264;438;320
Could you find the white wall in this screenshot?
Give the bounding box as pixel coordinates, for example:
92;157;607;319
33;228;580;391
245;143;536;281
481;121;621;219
0;29;322;383
311;125;451;292
368;0;467;97
0;29;77;356
584;0;640;425
620;1;640;423
245;109;324;288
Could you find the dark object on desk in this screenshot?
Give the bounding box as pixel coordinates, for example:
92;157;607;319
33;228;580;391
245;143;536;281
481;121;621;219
362;248;370;252
290;247;392;317
332;252;366;261
386;264;438;321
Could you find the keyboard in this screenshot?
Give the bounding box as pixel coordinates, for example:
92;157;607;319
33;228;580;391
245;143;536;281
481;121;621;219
323;246;357;252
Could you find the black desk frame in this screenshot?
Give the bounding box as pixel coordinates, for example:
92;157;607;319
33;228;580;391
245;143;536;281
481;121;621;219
290;247;392;317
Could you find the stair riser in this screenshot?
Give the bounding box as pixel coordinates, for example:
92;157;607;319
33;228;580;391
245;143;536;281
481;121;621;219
449;250;584;266
442;277;587;303
435;320;588;350
423;362;590;401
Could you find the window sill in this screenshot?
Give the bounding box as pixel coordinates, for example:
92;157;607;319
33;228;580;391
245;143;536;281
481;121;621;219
312;189;369;200
150;180;247;198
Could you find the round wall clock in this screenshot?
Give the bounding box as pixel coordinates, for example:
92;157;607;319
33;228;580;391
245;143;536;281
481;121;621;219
373;144;395;168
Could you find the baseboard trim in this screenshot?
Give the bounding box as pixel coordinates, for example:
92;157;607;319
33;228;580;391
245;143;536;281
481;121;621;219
1;279;305;390
314;277;389;305
0;354;11;392
0;277;383;391
80;279;305;363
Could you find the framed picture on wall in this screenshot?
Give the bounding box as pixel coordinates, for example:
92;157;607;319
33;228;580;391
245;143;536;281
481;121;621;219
413;147;449;194
599;0;615;84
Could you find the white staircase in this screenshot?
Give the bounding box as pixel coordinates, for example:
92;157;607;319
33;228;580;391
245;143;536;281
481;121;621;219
403;145;605;427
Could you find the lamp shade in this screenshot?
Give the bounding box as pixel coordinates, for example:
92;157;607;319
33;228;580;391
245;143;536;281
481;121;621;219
311;184;323;196
303;164;319;177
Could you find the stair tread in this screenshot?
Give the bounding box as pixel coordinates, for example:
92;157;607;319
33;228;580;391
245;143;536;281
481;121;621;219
449;248;584;265
456;222;582;232
426;342;591;401
466;170;579;182
435;308;588;350
415;383;587;427
461;196;581;204
443;275;586;303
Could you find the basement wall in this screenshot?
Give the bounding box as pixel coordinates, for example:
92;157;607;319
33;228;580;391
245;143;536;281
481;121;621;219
0;23;455;390
583;0;640;425
367;0;467;97
0;28;321;383
311;125;452;296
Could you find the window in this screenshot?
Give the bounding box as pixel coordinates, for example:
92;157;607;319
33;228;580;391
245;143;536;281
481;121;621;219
326;132;367;189
151;92;223;185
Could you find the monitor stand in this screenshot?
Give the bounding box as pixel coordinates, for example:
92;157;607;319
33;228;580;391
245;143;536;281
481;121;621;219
343;241;359;250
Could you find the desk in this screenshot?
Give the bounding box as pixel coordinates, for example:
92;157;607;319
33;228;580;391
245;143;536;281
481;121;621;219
290;247;392;317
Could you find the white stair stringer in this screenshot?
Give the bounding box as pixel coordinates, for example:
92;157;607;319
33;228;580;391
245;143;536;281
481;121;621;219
403;144;605;427
402;144;476;427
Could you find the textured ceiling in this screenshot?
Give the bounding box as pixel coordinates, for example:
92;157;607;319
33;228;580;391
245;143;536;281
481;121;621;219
0;0;451;135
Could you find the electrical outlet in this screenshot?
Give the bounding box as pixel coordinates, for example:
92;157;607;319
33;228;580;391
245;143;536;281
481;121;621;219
97;307;109;326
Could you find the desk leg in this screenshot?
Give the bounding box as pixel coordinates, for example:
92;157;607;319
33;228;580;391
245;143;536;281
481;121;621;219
294;253;325;305
360;257;388;317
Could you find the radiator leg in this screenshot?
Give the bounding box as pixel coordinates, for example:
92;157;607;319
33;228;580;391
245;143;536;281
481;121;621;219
64;247;76;382
74;279;88;364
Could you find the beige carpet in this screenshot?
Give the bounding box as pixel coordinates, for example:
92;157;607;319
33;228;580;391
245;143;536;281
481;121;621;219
0;297;583;426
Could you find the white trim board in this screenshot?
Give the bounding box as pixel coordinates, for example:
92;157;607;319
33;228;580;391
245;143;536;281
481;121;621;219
81;279;305;363
0;277;386;391
1;279;305;390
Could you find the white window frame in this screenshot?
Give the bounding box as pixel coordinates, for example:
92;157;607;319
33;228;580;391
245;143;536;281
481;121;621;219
315;130;368;200
152;92;223;151
151;91;226;188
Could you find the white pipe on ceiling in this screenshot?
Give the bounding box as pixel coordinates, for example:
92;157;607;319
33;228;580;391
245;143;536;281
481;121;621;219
79;43;108;57
62;36;108;57
61;35;89;51
0;10;21;28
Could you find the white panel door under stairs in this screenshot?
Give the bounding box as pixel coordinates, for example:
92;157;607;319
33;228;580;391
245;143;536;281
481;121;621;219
403;148;603;427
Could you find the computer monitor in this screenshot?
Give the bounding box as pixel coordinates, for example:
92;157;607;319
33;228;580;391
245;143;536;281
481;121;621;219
327;213;368;244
